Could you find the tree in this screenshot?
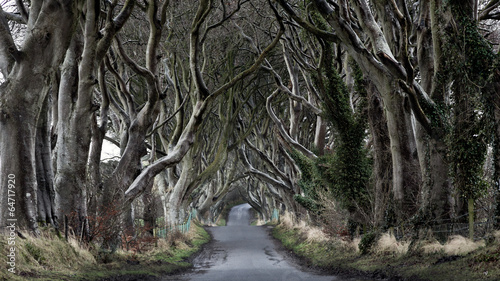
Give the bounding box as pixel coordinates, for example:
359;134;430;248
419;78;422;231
0;0;76;234
123;0;285;209
54;0;134;238
273;0;500;227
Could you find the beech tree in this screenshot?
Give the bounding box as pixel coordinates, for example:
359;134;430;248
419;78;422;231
0;0;76;233
54;0;134;238
123;0;285;212
1;0;498;240
272;0;499;227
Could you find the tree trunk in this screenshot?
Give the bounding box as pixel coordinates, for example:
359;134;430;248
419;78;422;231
317;3;422;222
0;0;75;233
165;149;197;225
367;83;392;227
314;116;327;155
383;85;421;221
35;93;57;227
413;0;452;224
87;63;110;218
154;171;170;227
0;94;39;233
490;69;500;227
54;35;93;234
142;178;157;234
196;182;215;221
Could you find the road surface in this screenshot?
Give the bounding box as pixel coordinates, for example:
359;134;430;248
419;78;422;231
164;203;351;281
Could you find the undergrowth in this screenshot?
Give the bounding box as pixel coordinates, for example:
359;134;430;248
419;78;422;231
273;214;500;281
0;221;210;281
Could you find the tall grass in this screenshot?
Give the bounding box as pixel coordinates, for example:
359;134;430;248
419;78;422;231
277;211;492;257
1;221;210;281
1;228;95;280
273;213;500;280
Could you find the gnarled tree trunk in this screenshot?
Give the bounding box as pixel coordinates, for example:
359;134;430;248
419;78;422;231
0;0;75;233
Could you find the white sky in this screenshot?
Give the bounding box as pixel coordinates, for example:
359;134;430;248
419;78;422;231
101;139;121;161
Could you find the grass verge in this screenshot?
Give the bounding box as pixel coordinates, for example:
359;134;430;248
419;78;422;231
1;222;210;281
272;221;500;281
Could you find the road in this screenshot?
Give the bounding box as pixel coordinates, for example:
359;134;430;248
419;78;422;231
163;203;349;281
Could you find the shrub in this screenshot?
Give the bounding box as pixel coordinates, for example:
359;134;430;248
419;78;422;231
359;232;378;255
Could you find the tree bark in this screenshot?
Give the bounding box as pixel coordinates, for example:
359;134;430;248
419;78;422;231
367;83;392;227
35;93;57;227
54;34;92;234
87;63;110;216
413;1;453;223
384;87;420;220
0;0;75;233
489;68;500;227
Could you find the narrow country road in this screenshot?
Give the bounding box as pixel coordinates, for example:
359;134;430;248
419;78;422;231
163;204;354;281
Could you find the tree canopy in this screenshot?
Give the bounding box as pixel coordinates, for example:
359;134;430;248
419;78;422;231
0;0;499;242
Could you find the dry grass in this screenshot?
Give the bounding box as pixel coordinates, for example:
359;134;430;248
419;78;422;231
1;222;211;281
253;219;267;226
443;236;485;255
278;210;496;259
279;211;361;251
421;240;444;254
280;211;296;229
374;233;410;255
336;237;359;253
494;230;500;243
421;235;486;255
165;229;188;247
305;227;329;243
22;230;95;269
279;211;329;243
297;219;308;230
274;217;500;281
0;228;96;281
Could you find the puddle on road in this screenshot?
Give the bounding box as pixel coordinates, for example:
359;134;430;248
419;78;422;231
192;247;227;270
162;204;375;281
263;245;283;265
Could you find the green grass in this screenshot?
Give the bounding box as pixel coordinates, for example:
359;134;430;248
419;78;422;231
272;225;500;280
0;222;210;281
216;218;227;226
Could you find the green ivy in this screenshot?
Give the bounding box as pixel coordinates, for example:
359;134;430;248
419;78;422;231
291;26;370;219
359;231;378;255
442;3;496;200
290;149;323;214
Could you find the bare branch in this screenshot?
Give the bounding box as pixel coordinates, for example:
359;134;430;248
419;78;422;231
124;100;208;202
146;95;189;138
97;0;135;61
479;0;500;20
280;44;322;114
275;0;339;42
1;10;25;24
200;0;250;45
238;148;293;194
105;56;137;119
266;89;317;159
209;3;285;102
15;0;28;23
244;138;291;186
0;8;16;76
113;37;160;110
190;0;212;100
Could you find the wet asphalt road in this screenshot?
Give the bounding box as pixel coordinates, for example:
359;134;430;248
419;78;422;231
163;203;345;281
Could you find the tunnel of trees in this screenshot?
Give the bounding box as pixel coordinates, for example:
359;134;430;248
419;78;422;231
0;0;499;245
